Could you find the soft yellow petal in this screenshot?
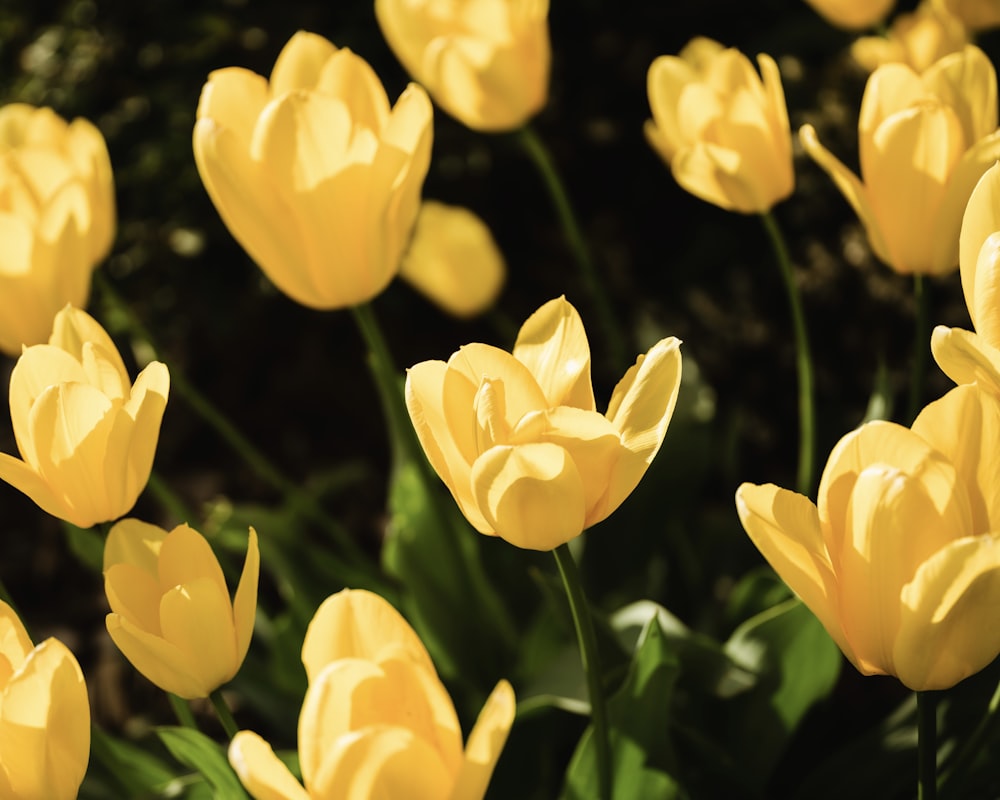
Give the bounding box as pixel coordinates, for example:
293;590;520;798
196;68;271;147
923;44;997;144
103;517;166;572
233;528;259;668
48;305;123;369
8;345;89;458
106;614;207;698
450;679;516;800
314;47;392;133
269;31;339;96
972;231;1000;347
930;325;1000;393
157;524;229;597
104;563;162;636
961;162;1000;328
0;601;34;670
121;360;170;501
229;731;309;800
0;451;71;524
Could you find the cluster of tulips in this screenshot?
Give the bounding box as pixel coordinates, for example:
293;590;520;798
3;0;1000;797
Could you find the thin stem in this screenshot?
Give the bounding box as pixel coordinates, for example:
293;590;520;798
761;211;816;498
918;691;938;800
516;124;629;373
553;543;611;800
168;693;199;730
938;679;1000;790
209;689;240;740
908;274;929;424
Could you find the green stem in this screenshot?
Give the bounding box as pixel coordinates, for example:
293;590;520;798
516;124;629;373
918;691;938;800
168;693;199;730
145;470;195;525
761;211;816;497
908;274;929;424
553;543;611;800
209;689;240;740
938;679;1000;790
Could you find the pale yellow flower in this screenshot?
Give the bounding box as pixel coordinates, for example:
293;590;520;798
851;1;968;73
803;0;895;28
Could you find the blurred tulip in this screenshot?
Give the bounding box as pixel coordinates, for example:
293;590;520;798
932;161;1000;391
400;200;506;318
0;306;168;528
803;0;895;29
405;296;682;550
645;37;794;214
934;0;1000;29
851;1;968;73
0;103;115;355
230;588;515;799
375;0;550;132
193;31;433;310
801;45;1000;275
0;600;89;800
737;383;1000;690
104;519;259;699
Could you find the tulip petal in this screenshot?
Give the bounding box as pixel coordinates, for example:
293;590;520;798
646;55;700;161
157;524;229;596
735;483;854;665
450;679;516;800
930;325;1000;394
0;601;34;672
301;588;434;684
959;162;1000;324
314;48;393;133
511;296;595;410
159;578;239;693
103;517;166;573
105;563;163;636
970;231;1000;347
122;360;170;501
107;614;206;699
229;730;309;800
270;31;340;96
233;528;260;669
196;68;270;148
471;442;586;550
0;451;70;524
923;44;998;146
896;533;1000;690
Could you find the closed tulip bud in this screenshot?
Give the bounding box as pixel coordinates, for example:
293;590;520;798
193;31;433;310
0;306;169;528
803;0;895;29
104;519;259;699
375;0;550;132
801;45;1000;275
230;588;515;799
851;1;968;73
400;200;506;318
0;601;90;800
0;103;115;355
737;384;1000;690
935;0;1000;29
932;161;1000;391
645;37;794;214
405;296;682;550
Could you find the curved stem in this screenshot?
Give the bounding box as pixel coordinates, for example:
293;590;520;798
209;689;240;740
908;274;929;424
553;543;611;800
938;679;1000;790
168;693;199;731
918;690;938;800
516;124;629;373
761;211;816;498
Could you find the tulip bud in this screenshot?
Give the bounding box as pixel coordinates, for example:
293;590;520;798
850;1;968;73
803;0;895;29
375;0;551;132
935;0;1000;30
193;31;433;310
104;519;259;699
0;600;90;800
645;37;794;214
0;103;115;355
230;588;515;799
0;306;169;528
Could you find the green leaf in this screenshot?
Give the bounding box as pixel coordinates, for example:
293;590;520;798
155;726;249;799
84;725;176;798
64;522;105;573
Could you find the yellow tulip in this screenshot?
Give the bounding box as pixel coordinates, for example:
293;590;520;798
645;37;794;214
0;305;169;528
229;588;515;800
104;519;259;699
193;30;433;310
405;296;682;550
801;45;1000;275
851;1;968;73
0;600;89;800
375;0;550;132
932;161;1000;392
934;0;1000;29
399;200;506;318
737;383;1000;690
803;0;895;29
0;103;115;355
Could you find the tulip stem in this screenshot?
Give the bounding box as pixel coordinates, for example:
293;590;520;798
553;543;612;800
938;679;1000;791
515;124;629;374
209;689;240;739
168;693;199;731
917;690;938;800
908;274;929;424
761;211;815;497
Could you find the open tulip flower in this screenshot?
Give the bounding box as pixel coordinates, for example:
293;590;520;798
405;296;682;550
229;588;515;799
0;103;115;355
932;161;1000;393
193;30;433;310
375;0;551;132
104;519;259;700
645;37;794;214
801;44;1000;275
0;600;90;800
0;305;169;528
737;383;1000;691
